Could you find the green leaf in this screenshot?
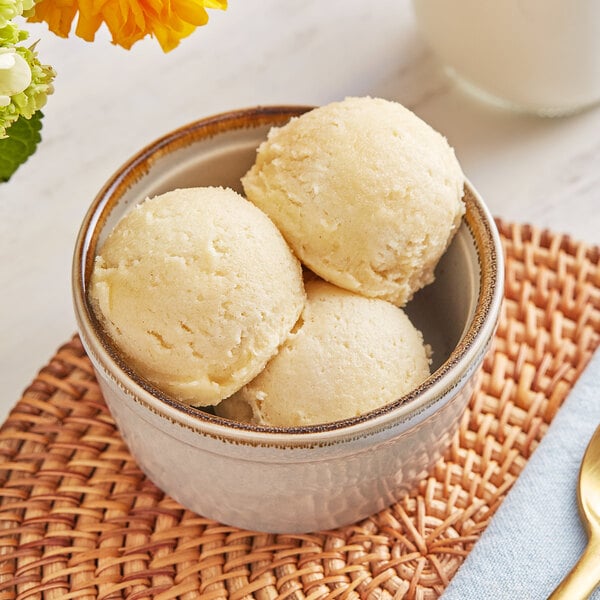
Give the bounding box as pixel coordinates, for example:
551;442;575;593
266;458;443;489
0;109;42;182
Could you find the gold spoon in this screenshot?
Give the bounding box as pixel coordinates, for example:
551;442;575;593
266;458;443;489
549;424;600;599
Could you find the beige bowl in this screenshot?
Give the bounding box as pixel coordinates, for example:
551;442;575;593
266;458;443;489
72;106;504;533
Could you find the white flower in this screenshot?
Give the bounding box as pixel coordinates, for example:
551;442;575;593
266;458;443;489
0;47;31;106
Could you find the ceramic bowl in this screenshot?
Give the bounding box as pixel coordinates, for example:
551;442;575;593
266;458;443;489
72;106;504;533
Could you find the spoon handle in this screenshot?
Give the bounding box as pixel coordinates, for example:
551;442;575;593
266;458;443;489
548;534;600;600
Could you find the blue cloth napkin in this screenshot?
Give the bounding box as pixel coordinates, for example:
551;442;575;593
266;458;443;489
441;349;600;600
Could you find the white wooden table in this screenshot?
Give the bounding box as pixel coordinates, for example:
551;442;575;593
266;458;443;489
1;0;599;422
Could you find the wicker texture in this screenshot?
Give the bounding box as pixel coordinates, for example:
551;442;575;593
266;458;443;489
1;220;599;600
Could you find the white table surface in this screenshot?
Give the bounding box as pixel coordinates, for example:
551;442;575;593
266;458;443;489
1;0;599;423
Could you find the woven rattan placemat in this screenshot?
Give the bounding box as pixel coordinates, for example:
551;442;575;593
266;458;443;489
1;220;599;600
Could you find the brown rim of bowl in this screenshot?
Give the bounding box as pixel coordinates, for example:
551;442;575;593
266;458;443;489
73;105;504;440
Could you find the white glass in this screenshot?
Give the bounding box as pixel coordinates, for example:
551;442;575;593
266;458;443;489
413;0;600;116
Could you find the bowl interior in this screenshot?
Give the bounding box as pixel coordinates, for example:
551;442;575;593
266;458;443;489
78;107;492;430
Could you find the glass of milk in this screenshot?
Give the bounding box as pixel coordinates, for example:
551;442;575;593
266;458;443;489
412;0;600;116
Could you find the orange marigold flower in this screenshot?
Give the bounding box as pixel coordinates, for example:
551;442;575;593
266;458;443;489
27;0;226;52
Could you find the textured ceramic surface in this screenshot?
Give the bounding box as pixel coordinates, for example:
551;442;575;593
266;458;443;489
72;106;504;533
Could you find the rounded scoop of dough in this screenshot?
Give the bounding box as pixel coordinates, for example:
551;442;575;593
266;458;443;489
216;279;431;427
89;187;305;406
242;96;465;306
